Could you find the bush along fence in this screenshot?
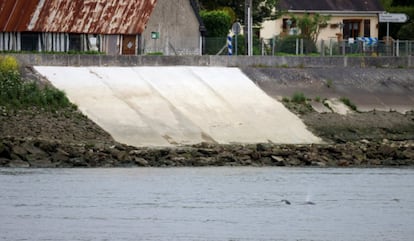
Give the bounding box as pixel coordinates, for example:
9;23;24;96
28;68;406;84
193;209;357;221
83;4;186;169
203;36;414;57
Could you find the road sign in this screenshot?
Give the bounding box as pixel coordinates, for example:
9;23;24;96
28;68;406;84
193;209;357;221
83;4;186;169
379;13;409;23
232;22;241;35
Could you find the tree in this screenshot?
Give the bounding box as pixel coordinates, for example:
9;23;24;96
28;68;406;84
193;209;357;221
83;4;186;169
290;13;330;44
397;22;414;39
198;0;279;26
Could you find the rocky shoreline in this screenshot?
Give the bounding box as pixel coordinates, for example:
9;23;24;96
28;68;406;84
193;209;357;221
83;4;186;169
1;136;414;168
1;106;414;168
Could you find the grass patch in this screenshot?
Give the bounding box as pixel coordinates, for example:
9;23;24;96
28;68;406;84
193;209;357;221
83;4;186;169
291;92;306;104
0;55;75;111
146;52;164;56
326;79;333;88
340;97;357;111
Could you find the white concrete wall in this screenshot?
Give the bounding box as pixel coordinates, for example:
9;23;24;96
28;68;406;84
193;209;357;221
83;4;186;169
35;66;321;147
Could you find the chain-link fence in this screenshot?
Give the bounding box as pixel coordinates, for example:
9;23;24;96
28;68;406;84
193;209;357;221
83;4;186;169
203;36;414;57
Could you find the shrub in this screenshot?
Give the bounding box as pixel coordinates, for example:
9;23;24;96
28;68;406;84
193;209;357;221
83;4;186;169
291;92;306;104
340;97;357;111
0;56;74;110
200;10;232;37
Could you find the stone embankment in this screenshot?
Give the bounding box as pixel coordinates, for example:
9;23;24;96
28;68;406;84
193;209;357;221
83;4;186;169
1;137;413;168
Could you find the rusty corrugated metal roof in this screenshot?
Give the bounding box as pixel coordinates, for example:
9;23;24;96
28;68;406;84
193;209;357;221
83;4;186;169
0;0;157;34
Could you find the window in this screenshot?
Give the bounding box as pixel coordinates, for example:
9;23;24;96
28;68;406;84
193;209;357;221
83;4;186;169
21;32;39;51
364;20;371;37
343;20;361;39
69;34;82;51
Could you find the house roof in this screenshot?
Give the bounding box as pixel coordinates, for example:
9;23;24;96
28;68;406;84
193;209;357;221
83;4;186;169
0;0;157;34
278;0;384;12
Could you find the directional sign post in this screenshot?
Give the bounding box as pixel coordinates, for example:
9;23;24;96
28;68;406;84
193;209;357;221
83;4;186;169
379;13;409;23
379;13;409;39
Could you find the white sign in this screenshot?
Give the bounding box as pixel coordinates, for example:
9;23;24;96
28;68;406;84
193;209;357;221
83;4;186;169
379;13;409;23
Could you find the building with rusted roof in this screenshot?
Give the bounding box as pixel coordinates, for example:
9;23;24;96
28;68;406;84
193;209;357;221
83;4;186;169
0;0;205;55
261;0;385;42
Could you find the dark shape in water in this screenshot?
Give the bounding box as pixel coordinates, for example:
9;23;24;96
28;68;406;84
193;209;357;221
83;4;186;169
281;199;291;205
304;201;316;205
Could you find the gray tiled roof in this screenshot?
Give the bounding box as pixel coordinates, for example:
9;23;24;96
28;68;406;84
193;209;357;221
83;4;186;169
278;0;384;12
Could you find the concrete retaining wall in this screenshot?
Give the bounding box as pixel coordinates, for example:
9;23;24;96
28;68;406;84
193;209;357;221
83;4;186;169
7;54;414;68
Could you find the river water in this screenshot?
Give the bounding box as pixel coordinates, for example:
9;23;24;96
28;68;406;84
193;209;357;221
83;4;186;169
0;167;413;241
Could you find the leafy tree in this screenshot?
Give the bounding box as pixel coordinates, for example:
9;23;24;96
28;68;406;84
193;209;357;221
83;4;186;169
290;13;330;44
198;0;279;26
397;22;414;39
391;0;414;6
200;10;232;37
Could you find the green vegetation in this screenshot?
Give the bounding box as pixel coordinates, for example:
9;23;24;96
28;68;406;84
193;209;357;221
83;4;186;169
380;0;414;39
340;97;358;111
0;55;74;110
291;92;306;104
146;52;164;56
290;13;331;45
281;92;314;115
200;10;232;37
326;79;333;88
198;0;280;26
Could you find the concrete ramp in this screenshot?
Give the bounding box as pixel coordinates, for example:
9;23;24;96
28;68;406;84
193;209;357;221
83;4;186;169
35;66;321;147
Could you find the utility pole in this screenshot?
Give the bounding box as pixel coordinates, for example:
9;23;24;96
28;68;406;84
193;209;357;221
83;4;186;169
244;0;252;55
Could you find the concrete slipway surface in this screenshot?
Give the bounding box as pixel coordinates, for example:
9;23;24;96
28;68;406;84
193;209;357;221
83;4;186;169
35;66;321;147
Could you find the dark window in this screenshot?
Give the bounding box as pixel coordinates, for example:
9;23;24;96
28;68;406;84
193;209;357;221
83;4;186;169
69;34;81;51
343;20;361;39
364;20;371;37
20;32;38;51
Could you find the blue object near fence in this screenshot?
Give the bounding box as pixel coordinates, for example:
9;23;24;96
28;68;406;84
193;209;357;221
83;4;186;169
227;35;233;55
357;37;378;46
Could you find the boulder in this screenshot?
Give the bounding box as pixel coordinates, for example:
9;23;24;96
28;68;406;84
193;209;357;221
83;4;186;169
8;160;30;168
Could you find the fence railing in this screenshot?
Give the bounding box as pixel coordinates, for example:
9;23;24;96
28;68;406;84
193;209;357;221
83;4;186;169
204;36;414;57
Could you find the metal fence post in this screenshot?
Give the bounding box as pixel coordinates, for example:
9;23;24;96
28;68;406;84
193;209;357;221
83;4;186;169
342;40;346;55
329;39;333;56
300;38;304;55
296;38;299;55
405;40;409;57
396;39;399;57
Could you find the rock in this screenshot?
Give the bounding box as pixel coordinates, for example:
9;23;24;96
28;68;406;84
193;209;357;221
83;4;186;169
27;158;55;168
271;155;286;166
0;143;11;158
134;157;149;166
0;157;10;166
8;160;30;168
12;145;28;157
51;148;70;162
